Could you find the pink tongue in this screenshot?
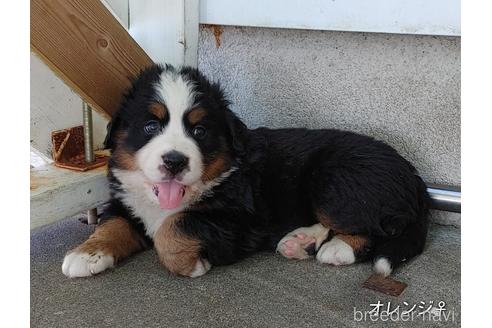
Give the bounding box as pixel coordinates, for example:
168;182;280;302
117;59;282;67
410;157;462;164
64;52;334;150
154;181;185;209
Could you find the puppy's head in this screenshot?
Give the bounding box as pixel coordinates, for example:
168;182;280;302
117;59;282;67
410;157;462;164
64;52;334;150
106;64;245;209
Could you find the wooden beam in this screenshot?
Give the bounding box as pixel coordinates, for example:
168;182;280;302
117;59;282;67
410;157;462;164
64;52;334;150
31;0;153;118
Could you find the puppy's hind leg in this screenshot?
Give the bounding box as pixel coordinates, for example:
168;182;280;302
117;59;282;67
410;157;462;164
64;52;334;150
277;224;330;260
316;234;373;266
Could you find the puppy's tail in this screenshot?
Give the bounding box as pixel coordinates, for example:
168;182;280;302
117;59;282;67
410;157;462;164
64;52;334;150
372;176;430;276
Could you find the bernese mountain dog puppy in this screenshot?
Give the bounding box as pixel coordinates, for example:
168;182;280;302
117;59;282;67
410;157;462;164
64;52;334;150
62;64;429;278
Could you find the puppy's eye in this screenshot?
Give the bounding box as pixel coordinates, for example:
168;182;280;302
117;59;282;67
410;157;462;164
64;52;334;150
192;125;207;139
144;120;161;135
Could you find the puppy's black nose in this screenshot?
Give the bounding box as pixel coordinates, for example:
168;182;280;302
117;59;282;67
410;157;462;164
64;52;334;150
160;151;189;175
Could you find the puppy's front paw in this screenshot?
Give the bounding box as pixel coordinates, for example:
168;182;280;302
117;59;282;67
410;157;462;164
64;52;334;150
154;213;211;278
189;259;212;278
62;251;114;278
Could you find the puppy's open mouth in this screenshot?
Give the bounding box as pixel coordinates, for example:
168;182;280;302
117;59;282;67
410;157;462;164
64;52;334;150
152;180;186;209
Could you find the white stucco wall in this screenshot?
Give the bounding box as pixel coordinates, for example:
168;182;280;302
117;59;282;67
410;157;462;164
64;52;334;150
198;26;460;187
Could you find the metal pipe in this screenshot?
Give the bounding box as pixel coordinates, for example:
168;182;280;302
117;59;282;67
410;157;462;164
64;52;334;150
86;208;98;225
427;183;461;213
82;102;94;163
83;102;98;224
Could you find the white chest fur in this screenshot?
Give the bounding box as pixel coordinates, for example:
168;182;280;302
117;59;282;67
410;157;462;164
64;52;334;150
111;169;182;238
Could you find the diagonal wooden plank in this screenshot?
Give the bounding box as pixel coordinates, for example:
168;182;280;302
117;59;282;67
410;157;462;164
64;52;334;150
31;0;153;118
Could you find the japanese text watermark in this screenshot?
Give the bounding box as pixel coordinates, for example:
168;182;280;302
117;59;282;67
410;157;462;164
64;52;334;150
353;301;457;322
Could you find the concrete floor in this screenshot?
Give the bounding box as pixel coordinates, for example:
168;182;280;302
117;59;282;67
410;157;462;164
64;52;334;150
31;216;460;328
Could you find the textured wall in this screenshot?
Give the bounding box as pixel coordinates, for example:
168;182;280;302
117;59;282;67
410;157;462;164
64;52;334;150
198;26;460;186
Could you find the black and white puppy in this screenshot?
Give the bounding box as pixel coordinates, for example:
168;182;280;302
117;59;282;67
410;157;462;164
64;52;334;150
62;64;429;278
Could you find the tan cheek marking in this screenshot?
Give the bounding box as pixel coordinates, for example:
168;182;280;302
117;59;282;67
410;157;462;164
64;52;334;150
110;131;137;171
336;234;370;253
154;213;201;276
201;153;231;182
113;147;137;170
149;103;167;120
73;218;144;263
187;108;207;125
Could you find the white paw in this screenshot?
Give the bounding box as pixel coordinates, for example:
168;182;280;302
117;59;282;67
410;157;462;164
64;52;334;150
62;251;114;278
316;238;355;266
277;234;315;260
277;223;330;260
189;259;211;278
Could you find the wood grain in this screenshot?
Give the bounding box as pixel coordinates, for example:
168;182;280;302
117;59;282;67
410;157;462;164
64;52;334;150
31;0;153;118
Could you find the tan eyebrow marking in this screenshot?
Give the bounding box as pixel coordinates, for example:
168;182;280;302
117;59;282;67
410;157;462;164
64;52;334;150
187;108;207;125
149;103;167;120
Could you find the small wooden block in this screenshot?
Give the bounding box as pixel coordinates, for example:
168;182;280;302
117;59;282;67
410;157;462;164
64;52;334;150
362;274;407;297
51;126;108;172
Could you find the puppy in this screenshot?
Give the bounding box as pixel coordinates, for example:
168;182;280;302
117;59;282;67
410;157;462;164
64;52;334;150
62;64;429;278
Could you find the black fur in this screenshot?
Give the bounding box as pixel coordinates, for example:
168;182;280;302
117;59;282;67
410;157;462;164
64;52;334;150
104;64;430;274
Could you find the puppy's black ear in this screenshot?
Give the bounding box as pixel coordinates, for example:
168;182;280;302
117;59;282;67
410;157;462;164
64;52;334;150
225;110;248;157
103;114;122;150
